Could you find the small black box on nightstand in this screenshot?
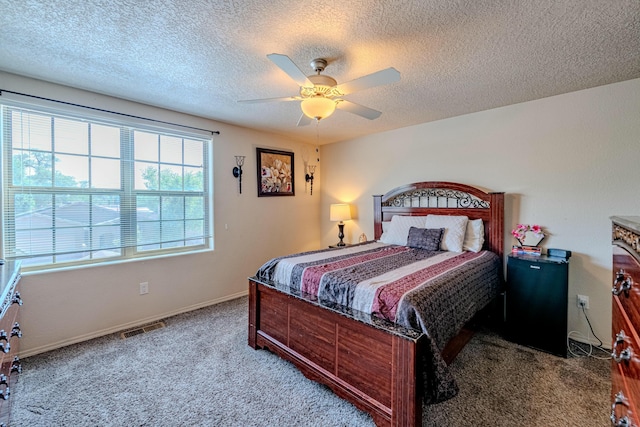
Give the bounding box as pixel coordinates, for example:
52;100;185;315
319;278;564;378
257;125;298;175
547;248;572;260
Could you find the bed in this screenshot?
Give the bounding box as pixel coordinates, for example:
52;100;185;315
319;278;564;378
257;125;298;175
248;181;504;426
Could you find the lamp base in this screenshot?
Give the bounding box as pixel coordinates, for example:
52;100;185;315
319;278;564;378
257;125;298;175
337;223;345;246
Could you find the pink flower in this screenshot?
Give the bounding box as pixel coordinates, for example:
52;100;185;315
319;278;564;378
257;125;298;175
511;224;545;244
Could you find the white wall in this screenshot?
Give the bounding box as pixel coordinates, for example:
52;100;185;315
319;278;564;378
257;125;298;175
1;72;322;356
320;78;640;345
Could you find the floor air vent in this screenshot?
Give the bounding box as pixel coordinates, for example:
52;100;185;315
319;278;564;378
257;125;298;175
120;321;166;339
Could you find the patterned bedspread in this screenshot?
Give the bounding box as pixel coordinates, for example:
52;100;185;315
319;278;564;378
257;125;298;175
254;241;502;403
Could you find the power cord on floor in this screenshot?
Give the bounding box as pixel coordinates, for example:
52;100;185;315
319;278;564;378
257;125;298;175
567;305;611;360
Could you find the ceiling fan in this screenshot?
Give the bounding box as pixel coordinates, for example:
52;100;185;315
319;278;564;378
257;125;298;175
238;53;400;126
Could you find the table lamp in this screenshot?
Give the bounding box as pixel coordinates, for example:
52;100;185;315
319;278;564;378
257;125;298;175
330;203;351;246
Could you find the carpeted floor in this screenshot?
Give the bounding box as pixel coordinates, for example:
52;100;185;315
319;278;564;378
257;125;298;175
10;296;610;426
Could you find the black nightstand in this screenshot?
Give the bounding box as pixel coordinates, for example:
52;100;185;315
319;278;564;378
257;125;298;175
505;253;569;357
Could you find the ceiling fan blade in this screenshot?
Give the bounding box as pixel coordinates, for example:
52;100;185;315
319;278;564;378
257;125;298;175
267;53;314;87
237;96;300;104
336;100;382;120
296;114;313;127
335;67;400;95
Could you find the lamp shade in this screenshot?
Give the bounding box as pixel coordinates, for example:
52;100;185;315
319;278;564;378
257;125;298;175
301;97;336;120
330;203;351;222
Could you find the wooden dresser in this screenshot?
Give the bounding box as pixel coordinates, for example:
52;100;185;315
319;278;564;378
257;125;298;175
0;261;22;427
611;216;640;426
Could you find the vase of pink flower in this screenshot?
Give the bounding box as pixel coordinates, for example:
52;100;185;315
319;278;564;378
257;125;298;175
511;224;545;246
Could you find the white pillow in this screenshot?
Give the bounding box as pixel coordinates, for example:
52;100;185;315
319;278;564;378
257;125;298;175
424;215;469;252
463;219;484;252
378;221;392;242
379;215;426;246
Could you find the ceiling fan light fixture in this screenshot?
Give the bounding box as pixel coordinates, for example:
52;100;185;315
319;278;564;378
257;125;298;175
300;96;336;121
239;54;400;125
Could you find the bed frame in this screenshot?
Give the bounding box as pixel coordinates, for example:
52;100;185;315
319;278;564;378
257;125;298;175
248;182;504;426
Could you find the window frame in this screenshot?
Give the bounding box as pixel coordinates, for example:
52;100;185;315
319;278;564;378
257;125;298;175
1;100;214;272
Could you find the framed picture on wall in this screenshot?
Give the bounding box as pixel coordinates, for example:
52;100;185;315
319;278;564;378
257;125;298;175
256;147;295;197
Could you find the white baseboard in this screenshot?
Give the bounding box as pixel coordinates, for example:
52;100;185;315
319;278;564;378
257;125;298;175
20;290;248;358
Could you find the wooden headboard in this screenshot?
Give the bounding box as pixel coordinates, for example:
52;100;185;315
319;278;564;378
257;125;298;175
373;181;505;259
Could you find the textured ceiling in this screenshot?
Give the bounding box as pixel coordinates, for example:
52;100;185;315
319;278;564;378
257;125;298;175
1;0;638;144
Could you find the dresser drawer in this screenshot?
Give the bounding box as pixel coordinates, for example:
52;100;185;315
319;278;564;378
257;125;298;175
612;295;640;423
0;299;20;354
613;246;640;327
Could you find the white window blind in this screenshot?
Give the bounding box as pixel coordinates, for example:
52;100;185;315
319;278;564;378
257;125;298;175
1;103;212;271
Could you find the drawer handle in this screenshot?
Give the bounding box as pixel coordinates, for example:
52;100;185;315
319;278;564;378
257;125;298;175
613;270;633;297
0;342;10;354
11;357;21;374
0;387;9;401
611;391;632;426
611;415;631;427
11;292;22;306
0;374;6;386
612;332;633;363
11;323;21;339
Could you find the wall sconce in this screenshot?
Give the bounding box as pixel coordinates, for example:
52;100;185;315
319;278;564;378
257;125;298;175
330;203;351;246
232;155;245;194
305;165;316;195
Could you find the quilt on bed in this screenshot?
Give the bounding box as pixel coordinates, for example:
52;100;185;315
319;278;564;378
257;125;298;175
254;241;502;403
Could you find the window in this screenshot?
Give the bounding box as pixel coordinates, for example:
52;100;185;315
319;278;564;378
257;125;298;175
1;103;212;271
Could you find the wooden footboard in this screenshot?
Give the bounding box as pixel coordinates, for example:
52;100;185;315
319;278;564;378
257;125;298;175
249;279;425;427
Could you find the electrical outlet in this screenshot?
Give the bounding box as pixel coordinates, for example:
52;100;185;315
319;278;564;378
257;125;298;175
139;282;149;295
577;294;589;309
